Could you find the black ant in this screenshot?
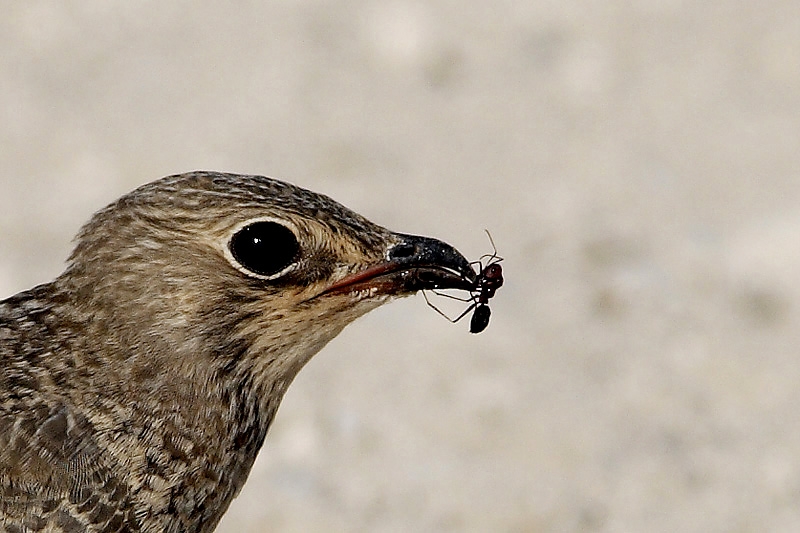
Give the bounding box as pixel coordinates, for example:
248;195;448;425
423;231;503;334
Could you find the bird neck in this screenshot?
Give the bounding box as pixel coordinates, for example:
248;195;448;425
37;277;292;530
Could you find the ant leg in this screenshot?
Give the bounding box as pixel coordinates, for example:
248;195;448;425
450;302;478;323
422;290;454;321
468;259;485;277
431;289;474;303
422;291;475;323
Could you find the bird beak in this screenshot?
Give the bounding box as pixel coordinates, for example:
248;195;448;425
319;233;476;298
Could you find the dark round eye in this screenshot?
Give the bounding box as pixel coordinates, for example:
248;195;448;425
484;264;503;280
230;221;299;277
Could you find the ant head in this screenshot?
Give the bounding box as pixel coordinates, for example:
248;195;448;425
483;263;503;280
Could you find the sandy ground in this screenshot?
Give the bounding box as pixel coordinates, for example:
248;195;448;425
2;2;800;532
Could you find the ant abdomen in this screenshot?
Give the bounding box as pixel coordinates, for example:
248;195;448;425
470;304;491;334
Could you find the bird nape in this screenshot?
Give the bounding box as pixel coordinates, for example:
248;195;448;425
0;171;482;533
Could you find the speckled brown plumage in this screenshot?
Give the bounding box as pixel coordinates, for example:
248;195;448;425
0;172;475;533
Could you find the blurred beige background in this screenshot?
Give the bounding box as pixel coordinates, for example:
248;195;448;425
2;1;800;532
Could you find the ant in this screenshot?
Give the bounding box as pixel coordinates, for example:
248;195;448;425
423;231;504;334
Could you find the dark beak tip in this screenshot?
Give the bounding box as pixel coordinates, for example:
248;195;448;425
390;233;476;292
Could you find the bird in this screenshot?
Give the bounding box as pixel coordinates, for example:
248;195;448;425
0;171;476;533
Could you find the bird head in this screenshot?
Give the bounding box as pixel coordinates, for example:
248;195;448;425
58;172;475;415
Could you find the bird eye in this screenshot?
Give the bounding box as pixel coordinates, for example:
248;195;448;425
230;221;299;278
